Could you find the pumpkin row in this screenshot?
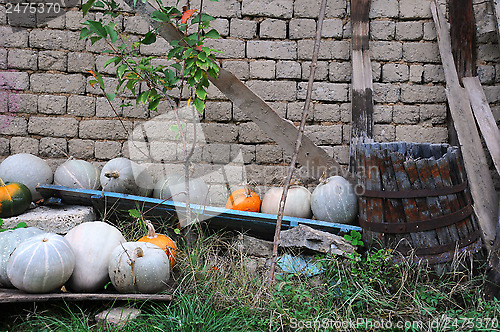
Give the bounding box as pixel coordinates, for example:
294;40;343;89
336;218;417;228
0;221;177;294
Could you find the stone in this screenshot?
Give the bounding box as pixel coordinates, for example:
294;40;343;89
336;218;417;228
298;40;349;60
242;0;293;18
30;73;86;94
279;224;355;256
67;95;96;117
289;19;316;39
370;0;399;18
276;61;301;79
247;80;296;101
38;95;67;115
321;19;343;38
204;39;245;59
38;51;67;71
95;307;141;330
297;82;349;102
370;20;396;40
68;139;95;159
247;41;297;60
10;136;38;154
233;234;273;257
67;52;95;73
230;18;257;39
396;21;423;40
1;205;96;234
95;141;122;159
7;49;37;70
0;27;29;48
222;60;249;80
28;117;78;137
39;137;68;158
301;61;329;81
250;60;276;79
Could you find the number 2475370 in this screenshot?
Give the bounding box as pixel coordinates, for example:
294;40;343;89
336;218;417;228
6;2;61;14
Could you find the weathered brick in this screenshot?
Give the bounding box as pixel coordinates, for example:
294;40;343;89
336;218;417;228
202;123;238;143
400;84;446;103
248;40;296;60
478;44;500;62
370;41;403;61
370;20;396;40
42;11;66;29
294;0;346;18
38;51;67;71
123;103;148;119
28;116;78;137
374;105;393;123
342;124;351;143
403;42;441;63
382;63;409;82
0;137;9;155
245;164;287;186
222;60;249;80
233;101;286;121
329;61;351;82
370;0;399;18
242;0;292;18
0;71;29;90
29;29;65;49
205;39;246;58
68;139;95;159
86;76;134;97
68;95;95;117
420;104;446;124
239;122;272;143
247;80;296;101
230;18;257;39
256;144;283;164
7;93;37;114
340;103;351;123
322;19;343;38
0;115;27;135
287;101;313;121
0;27;29;48
0;48;6;69
203;143;231;164
301;61;329;81
191;0;240;18
212;19;230;37
314;103;341;122
423;22;437;40
0;5;5;25
124;15;150;35
298;40;349;60
7;49;37;70
10;136;38;154
95;55;119;75
399;0;432;19
297;82;348;102
304;124;342;145
423;64;445;83
393;105;419;124
65;10;92;30
373;61;383;81
395;125;448;143
79;119;133;139
409;65;424;82
373;83;400;103
484;86;500;103
477;65;496;84
230;144;255;163
95;97;123;118
67;52;95;73
374;124;396;141
289;19;315;39
149;141;178;162
95;141;122;159
31;73;85;94
250;60;276;79
276;61;301;79
87;35;140;54
332;145;349;165
396;22;423;40
39;137;68;158
38;95;66;115
204;101;232;121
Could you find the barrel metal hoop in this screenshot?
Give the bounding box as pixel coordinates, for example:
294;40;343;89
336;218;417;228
360;181;467;198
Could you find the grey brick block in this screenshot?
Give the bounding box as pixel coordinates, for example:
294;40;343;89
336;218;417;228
0;137;9;155
38;95;66;115
250;60;276;79
65;10;92;31
423;22;437;40
230;18;257;39
294;0;346;18
374;124;396;141
242;0;292;18
123;103;148;119
373;83;400;103
7;93;37;114
395;125;448;143
204;101;232;121
400;84;446;103
340;103;351;123
68;139;95;159
287;101;313;122
370;0;399;18
0;5;5;25
477;65;496;84
86;76;134;97
301;61;329;81
233;102;287;121
420;104;446;124
423;64;445;83
206;83;227;100
332;145;349;165
0;115;27;135
96;97;123;118
298;40;349;60
322;19;343;38
374;105;393;123
400;0;432;19
191;0;240;18
0;26;29;48
0;91;6;111
202;123;238;143
289;19;316;39
95;55;119;75
393;105;419;124
247;41;296;60
329;61;351;82
204;39;245;58
478;44;500;62
222;60;249;80
230;144;255;163
95;141;122;159
149;141;178;162
484;86;500;103
396;22;423;40
42;12;66;29
30;29;65;49
67;52;95;73
256;145;283;164
370;20;396;40
260;18;287;39
247;80;296;101
409;65;424;82
87;35;140;54
342;124;350;143
403;42;441;63
239;122;272;143
28;116;78;137
0;48;6;69
276;61;301;79
10;136;38;154
382;63;409;82
314;103;341;122
370;41;403;61
304;124;342;145
68;95;95;117
7;49;37;70
124;15;150;35
140;37;171;56
79;119;133;139
31;73;85;94
203;143;231;164
212;18;230;37
39;51;67;71
0;71;29;90
297;82;348;102
39;137;68;158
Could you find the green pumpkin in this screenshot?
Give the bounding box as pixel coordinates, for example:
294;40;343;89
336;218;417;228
0;178;32;218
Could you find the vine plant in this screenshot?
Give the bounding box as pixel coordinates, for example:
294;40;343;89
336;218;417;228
80;0;221;235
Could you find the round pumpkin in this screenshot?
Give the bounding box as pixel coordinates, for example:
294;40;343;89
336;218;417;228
0;227;44;288
226;186;261;212
138;221;177;268
0;153;53;201
108;241;170;294
0;178;32;218
54;159;100;190
100;158;153;196
64;221;126;292
261;185;313;219
7;233;75;293
154;174;209;205
311;176;358;224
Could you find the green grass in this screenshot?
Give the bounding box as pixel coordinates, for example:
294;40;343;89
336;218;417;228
2;225;499;332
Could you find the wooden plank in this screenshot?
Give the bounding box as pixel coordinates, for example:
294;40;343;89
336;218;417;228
449;0;476;80
493;0;500;46
122;0;350;182
0;288;172;303
431;0;499;252
462;77;500;175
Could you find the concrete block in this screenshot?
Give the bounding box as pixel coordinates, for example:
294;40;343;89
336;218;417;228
301;61;329;81
0;26;29;48
420;104;446;124
250;60;276;79
8;93;37;114
314;103;341;122
423;22;437;40
395;125;448;143
247;40;297;60
95;307;141;330
1;205;96;234
403;42;441;63
31;73;86;94
38;51;67;71
68;139;95;159
39;137;67;157
65;10;91;30
124;15;150;35
204;38;245;58
239;122;272;143
0;137;9;155
242;0;292;18
28;116;78;137
409;65;424;82
287;101;313;122
95;141;122;159
484;86;500;103
230;18;257;39
393;105;419;124
29;29;66;49
304;124;342;145
68;95;95;117
0;71;29;90
332;145;349;165
230;144;255;163
247;80;296;101
382;63;409;82
477;65;496;84
370;20;396;40
96;96;123;118
67;52;95;73
400;84;446;103
400;0;432;18
289;19;316;39
10;136;38;154
190;0;240;18
396;21;423;40
298;82;348;102
79;119;133;140
423;64;445;83
202;123;238;143
0;48;6;69
276;61;301;79
370;41;403;61
478;44;500;62
203;143;231;164
38;95;66;115
139;37;171;56
256;144;283;164
0;116;28;135
374;124;396;142
294;0;346;18
373;105;393;123
222;60;249;80
7;49;37;70
370;0;399;18
322;18;343;38
298;40;349;60
373;83;400;103
212;18;230;37
329;61;351;82
204;101;232;122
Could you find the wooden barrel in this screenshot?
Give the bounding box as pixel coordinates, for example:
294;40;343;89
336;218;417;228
355;142;483;265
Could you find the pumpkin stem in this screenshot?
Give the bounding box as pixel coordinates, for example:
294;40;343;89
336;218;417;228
104;171;120;179
244;185;252;197
145;220;157;238
134;247;144;258
0;177;5;187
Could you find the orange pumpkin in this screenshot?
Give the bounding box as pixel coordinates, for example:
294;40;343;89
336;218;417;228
138;221;177;268
225;186;261;212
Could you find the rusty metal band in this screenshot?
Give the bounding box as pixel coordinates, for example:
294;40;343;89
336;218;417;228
395;229;481;256
360;181;467;198
359;204;473;233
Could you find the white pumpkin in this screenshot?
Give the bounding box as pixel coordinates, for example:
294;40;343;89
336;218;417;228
311;176;358;224
153;174;209;205
7;233;75;293
260;185;313;219
0;227;44;287
108;242;170;293
0;153;53;201
100;158;153;196
64;221;126;292
54;159;100;190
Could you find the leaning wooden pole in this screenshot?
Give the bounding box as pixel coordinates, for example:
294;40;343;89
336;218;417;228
268;0;328;284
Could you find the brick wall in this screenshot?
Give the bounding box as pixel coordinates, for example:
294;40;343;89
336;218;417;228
0;0;499;204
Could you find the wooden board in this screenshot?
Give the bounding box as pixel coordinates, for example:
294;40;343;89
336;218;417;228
431;0;499;252
462;77;500;176
0;288;172;303
449;0;476;80
494;0;500;46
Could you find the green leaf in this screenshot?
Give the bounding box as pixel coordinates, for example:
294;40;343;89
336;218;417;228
116;64;127;79
93;71;105;90
191;13;215;24
128;209;142;219
14;222;27;229
148;98;160;111
174;228;181;235
82;0;96;16
79;27;93;40
193;98;205;113
90;36;102;45
94;0;105;8
87;20;107;39
196;86;207;100
104;56;121;68
169;124;179;132
205;29;221;39
105;24;118;43
106;93;116;101
152;10;171;22
141;31;157;45
170;63;182;71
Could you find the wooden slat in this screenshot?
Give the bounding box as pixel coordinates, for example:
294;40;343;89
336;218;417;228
493;0;500;46
362;144;384;245
449;0;476;80
431;0;499;252
462;77;500;175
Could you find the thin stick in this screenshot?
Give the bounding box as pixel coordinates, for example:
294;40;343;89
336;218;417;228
268;0;328;284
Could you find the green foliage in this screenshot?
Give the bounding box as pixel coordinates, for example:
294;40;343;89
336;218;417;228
0;219;27;232
344;229;364;247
